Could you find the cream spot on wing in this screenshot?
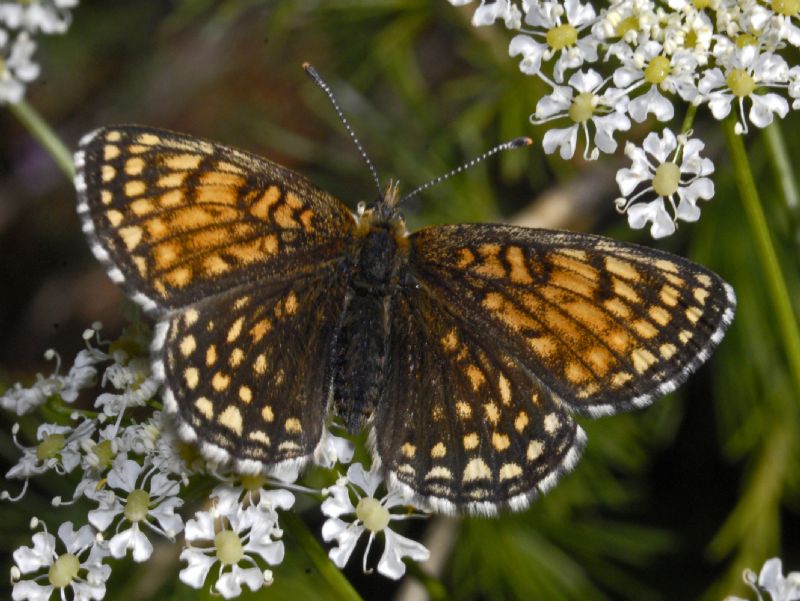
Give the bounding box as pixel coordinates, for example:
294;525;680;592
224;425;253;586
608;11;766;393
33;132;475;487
194;396;213;419
253;354;267;375
605;256;640;281
227;317;244;342
463;458;492;482
659;343;677;359
466;365;485;390
104;145;120;160
499;463;523;481
696;274;712;286
649;305;671;326
229;348;244;368
660;284;680;307
285;418;302;434
679;330;693;343
125;180;146;197
527;440;544;461
179;335;196;357
484;402;500;425
106;131;122;142
694;287;710;304
249;431;270;445
125;157;145;176
455;401;472;419
631;348;658;373
261;405;274;422
206;345;217;366
165;154;203;170
184;367;199;389
426;466;453;480
401;442;416;458
106;209;124;227
218;405;243;435
184;309;199;326
463;433;479;450
239;385;252;403
431;442;447;458
492;432;510;451
514;411;529;432
102;165;116;182
397;464;415;476
543;413;560;435
611;371;633;387
212;372;230;392
120;226;143;250
498;374;512;405
686;306;703;324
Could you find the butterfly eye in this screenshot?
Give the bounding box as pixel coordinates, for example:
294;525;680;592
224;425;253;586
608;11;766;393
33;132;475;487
357;201;367;216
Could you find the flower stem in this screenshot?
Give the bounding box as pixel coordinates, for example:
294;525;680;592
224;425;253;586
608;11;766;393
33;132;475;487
763;122;799;210
723;117;800;398
281;512;364;601
7;100;74;180
680;103;697;134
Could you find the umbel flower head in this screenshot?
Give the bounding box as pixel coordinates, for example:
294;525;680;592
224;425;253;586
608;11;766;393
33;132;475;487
321;463;430;580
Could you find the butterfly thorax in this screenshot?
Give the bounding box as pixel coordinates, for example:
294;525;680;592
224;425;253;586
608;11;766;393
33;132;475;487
330;200;409;433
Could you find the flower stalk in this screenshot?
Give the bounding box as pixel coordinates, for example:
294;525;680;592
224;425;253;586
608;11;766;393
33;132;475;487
281;511;365;601
723;116;800;399
7;99;74;179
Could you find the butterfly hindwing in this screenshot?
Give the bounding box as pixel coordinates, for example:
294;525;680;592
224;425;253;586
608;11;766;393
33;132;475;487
374;284;584;515
155;268;349;472
75;125;356;314
408;224;736;417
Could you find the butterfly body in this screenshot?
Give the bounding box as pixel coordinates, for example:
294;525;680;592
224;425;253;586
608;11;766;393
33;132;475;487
332;199;409;433
75;125;736;515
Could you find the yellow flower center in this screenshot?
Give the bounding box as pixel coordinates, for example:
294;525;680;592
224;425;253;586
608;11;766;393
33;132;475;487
644;56;672;84
215;530;244;565
772;0;799;16
92;440;115;470
546;24;578;50
615;16;639;38
356;497;391;533
124;489;150;522
735;33;758;47
37;434;66;461
48;553;80;589
727;68;756;97
568;92;595;124
653;162;681;197
240;474;267;492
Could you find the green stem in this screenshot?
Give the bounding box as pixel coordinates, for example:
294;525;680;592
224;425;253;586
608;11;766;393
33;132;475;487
281;512;364;601
7;100;74;180
680;103;697;135
763;122;799;210
723;117;800;398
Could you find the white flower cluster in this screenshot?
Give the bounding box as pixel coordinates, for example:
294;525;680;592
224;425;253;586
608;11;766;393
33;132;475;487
451;0;800;236
0;0;78;104
3;326;431;600
725;557;800;601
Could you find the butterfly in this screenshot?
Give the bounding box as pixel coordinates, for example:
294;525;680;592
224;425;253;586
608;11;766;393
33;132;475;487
74;120;735;516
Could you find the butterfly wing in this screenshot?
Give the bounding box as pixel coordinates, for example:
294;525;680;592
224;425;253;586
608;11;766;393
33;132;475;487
75;125;356;314
374;282;584;515
408;224;736;416
75;126;357;469
155;269;348;472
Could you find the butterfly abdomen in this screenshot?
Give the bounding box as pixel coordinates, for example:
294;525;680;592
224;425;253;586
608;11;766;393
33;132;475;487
331;214;409;433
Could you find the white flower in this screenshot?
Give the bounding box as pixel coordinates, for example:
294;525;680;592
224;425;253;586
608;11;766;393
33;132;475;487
509;0;599;82
0;29;39;104
450;0;523;29
86;457;183;562
321;463;429;580
0;0;78;34
11;520;110;601
698;44;790;134
788;65;800;109
593;0;661;60
3;420;95;501
314;427;355;469
662;7;714;63
615;128;715;238
613;40;699;122
725;557;800;601
95;354;159;421
180;486;286;598
532;68;631;160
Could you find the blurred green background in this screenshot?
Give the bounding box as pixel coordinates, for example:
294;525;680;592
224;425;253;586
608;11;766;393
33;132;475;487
1;1;799;600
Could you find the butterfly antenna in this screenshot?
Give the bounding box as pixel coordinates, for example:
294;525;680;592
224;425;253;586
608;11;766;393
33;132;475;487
303;62;382;195
399;137;533;205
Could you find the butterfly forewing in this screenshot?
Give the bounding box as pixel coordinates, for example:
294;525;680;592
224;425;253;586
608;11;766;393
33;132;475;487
75;126;356;313
409;224;736;416
375;285;583;515
156;269;349;472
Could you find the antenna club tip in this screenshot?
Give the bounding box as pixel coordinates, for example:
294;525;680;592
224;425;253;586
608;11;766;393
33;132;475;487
302;62;316;74
512;137;534;148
